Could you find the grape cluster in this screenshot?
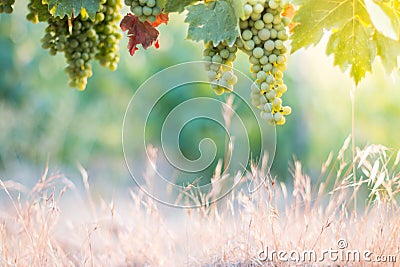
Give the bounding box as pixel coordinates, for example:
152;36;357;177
27;0;122;90
64;18;99;90
124;0;162;22
41;16;68;56
40;14;98;90
203;41;238;95
95;0;122;71
26;0;51;23
236;0;291;125
0;0;15;14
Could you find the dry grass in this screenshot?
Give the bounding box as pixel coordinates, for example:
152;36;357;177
1;139;399;266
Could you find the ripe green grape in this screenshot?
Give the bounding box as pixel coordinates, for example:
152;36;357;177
253;47;264;59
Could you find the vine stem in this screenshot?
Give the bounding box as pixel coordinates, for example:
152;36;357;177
350;83;357;213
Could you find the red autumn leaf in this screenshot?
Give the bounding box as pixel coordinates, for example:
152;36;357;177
150;13;169;27
120;13;160;56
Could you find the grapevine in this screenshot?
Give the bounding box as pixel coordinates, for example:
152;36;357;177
1;0;397;125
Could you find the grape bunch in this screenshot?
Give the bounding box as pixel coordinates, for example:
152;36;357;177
63;18;98;90
39;13;98;90
124;0;162;22
26;0;51;23
27;0;122;90
203;41;238;95
95;0;122;71
0;0;15;14
40;16;68;56
236;0;292;125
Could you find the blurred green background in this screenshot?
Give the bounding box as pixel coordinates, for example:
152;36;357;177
1;1;399;194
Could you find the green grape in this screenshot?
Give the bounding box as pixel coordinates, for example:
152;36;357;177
244;40;255;51
281;106;292;115
243;4;253;17
132;6;143;16
277;30;288;41
147;0;156;7
268;54;277;63
143;6;152;16
263;13;274;24
270;29;278;39
264;40;275;51
258;28;270;40
253;3;264;14
242;29;253;41
274;39;284;49
220;49;230;59
253;47;264;59
259;55;269;65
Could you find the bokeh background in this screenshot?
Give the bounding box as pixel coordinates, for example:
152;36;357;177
1;1;400;196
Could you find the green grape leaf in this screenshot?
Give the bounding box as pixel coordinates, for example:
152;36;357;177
374;0;400;39
326;18;376;84
44;0;101;20
158;0;167;9
164;0;199;13
291;0;372;52
185;1;239;46
290;0;400;84
374;31;400;73
229;0;245;20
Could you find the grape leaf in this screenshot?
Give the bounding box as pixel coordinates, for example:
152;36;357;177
326;18;376;83
290;0;400;85
164;0;199;13
44;0;100;19
229;0;245;20
120;14;160;56
158;0;167;9
373;31;400;73
374;0;400;39
185;0;239;46
291;0;372;52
